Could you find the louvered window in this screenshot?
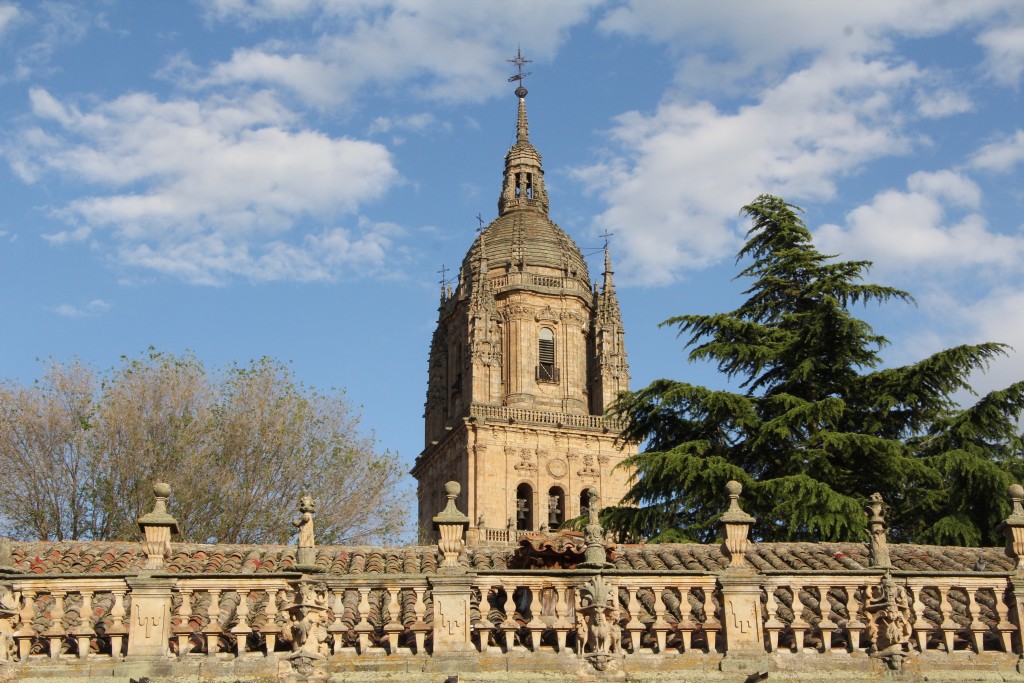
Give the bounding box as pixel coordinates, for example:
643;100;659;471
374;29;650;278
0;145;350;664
537;328;558;382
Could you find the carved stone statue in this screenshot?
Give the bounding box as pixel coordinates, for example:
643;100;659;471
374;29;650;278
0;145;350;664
576;575;620;673
293;496;316;568
865;492;892;569
865;572;913;670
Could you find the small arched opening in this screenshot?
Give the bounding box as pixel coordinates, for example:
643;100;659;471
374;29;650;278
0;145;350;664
547;486;565;529
516;483;534;531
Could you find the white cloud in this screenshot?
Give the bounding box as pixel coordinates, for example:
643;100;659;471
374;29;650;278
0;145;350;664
202;0;319;23
970;130;1024;172
199;0;602;106
915;88;973;118
8;88;401;284
947;287;1024;397
816;170;1024;272
574;55;920;285
9;1;95;81
978;23;1024;86
0;4;19;37
598;0;1014;92
42;225;91;245
368;113;444;136
906;169;981;208
203;50;348;107
54;299;111;318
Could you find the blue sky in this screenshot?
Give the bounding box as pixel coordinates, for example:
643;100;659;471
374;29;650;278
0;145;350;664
1;1;1023;516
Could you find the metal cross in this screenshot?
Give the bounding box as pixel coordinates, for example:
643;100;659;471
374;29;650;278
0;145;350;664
476;213;485;232
437;264;449;289
507;47;532;84
599;229;614;251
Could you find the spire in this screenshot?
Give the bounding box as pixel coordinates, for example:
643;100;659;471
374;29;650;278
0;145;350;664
603;246;614;292
598;246;622;324
517;95;529;143
498;49;548;216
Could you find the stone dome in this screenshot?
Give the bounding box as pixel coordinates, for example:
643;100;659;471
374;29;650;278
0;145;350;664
461;211;590;284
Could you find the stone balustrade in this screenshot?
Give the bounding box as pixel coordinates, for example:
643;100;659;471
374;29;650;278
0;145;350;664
1;570;1020;666
0;482;1023;681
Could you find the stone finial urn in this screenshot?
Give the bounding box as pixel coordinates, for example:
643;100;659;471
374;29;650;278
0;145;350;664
717;480;755;569
137;481;179;571
1001;483;1024;571
433;481;469;570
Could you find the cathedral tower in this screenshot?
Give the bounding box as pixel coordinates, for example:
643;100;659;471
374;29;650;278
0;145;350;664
412;76;636;539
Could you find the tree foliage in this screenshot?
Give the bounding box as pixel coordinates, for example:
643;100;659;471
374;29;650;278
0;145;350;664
0;350;410;544
607;195;1024;545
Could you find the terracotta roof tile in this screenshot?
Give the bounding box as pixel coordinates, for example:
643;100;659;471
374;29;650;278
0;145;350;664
3;539;1016;576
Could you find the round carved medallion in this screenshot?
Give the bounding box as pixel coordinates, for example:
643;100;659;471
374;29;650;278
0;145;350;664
547;458;568;478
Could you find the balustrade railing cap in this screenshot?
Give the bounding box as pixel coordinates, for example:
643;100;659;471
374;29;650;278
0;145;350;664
137;481;179;533
717;480;756;525
433;481;470;526
1005;483;1024;526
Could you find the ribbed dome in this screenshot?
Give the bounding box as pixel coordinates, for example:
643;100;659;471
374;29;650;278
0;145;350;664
462;211;590;284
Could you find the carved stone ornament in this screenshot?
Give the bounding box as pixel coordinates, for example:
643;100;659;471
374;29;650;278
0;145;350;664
1000;483;1024;571
576;575;621;672
579;491;612;569
577;453;599;478
865;492;892;569
433;481;470;570
865;573;914;670
0;584;20;662
293;495;319;570
283;580;330;680
137;481;179;571
535;305;559;322
717;480;755;569
546;458;568;478
513;447;536;472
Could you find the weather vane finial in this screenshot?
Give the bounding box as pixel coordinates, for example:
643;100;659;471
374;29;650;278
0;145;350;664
507;47;532;98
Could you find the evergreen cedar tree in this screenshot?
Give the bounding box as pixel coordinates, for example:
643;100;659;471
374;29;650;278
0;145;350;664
605;195;1024;546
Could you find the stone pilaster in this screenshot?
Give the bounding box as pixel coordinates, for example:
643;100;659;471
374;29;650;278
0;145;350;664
125;576;174;659
429;574;476;653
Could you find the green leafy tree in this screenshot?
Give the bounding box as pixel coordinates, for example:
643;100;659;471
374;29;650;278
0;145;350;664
607;195;1024;545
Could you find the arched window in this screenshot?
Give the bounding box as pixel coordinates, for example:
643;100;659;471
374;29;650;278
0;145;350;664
516;483;533;531
547;486;565;528
536;327;558;382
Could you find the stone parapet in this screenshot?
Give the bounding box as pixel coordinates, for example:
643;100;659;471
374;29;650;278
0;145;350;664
0;565;1021;681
